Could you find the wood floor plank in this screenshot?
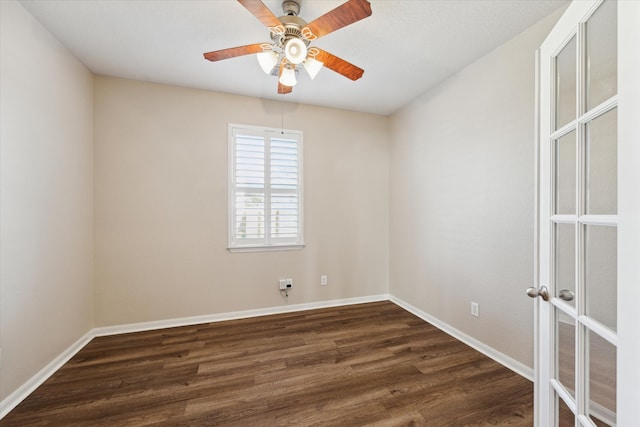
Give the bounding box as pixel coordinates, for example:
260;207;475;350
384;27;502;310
0;301;533;426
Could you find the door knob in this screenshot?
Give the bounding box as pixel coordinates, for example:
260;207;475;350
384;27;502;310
526;286;549;301
558;289;575;301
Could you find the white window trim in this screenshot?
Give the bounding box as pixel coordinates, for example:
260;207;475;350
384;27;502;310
227;123;304;252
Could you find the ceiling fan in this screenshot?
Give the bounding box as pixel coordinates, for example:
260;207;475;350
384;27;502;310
203;0;372;94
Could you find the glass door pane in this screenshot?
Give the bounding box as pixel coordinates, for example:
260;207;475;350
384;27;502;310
555;131;577;215
587;330;617;426
555;36;577;129
586;108;617;215
586;0;617;110
584;225;617;331
558;394;575;427
554;223;576;306
556;309;576;397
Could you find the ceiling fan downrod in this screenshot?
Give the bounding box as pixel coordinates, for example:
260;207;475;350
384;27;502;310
282;0;300;17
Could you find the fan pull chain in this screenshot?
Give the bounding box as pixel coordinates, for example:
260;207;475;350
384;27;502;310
281;102;284;134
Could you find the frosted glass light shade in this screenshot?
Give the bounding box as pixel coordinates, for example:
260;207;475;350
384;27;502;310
303;57;323;79
284;38;307;65
279;67;297;86
257;51;278;74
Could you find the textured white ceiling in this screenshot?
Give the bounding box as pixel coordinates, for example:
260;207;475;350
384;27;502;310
18;0;568;115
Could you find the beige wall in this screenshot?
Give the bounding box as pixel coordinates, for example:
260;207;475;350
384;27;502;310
0;0;94;401
389;10;563;368
93;77;389;326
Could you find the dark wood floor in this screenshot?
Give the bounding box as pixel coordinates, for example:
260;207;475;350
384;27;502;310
1;301;533;426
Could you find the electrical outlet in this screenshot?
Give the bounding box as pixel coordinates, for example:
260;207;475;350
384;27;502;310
471;302;479;317
286;278;293;289
279;279;287;290
320;275;328;285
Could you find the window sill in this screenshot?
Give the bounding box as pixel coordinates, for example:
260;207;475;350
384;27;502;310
227;244;305;253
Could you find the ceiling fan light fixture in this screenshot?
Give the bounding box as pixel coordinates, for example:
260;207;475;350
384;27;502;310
303;57;323;79
284;38;307;65
279;66;297;87
203;0;372;94
257;51;278;74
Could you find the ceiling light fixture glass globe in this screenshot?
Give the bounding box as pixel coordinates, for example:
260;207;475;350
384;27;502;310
279;66;297;86
284;38;307;65
303;57;323;79
256;51;278;74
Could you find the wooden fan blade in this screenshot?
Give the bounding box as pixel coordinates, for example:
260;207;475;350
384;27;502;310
278;82;293;94
315;49;364;81
203;43;265;62
304;0;372;39
237;0;282;29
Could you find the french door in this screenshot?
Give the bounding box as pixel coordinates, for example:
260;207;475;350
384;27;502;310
533;0;639;425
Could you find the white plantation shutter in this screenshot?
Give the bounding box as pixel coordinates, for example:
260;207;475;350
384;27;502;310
270;137;299;239
234;135;265;240
229;125;303;250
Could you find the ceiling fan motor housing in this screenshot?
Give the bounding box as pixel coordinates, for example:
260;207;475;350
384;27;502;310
271;15;310;49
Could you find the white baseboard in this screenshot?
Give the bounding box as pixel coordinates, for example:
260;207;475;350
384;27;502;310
390;296;534;381
1;293;533;420
0;330;96;419
93;294;391;337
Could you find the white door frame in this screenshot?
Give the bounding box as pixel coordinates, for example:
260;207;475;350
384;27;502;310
616;1;640;424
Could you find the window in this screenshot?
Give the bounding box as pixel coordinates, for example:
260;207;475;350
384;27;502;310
228;124;303;251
